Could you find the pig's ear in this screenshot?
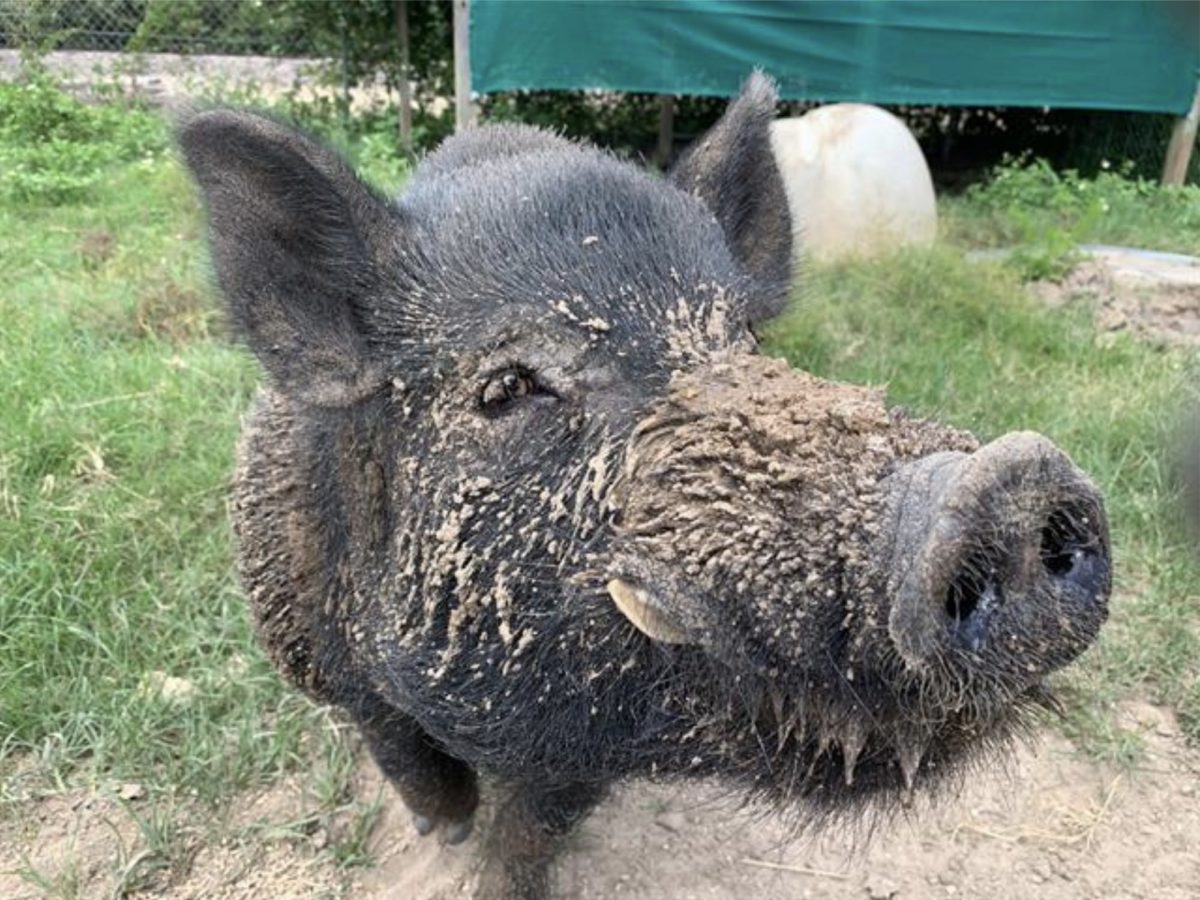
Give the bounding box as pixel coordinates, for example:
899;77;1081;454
178;109;397;407
669;73;793;323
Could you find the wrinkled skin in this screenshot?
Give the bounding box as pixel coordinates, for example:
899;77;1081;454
179;75;1111;900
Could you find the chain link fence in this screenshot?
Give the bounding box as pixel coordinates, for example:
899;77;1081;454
0;0;447;140
0;0;321;55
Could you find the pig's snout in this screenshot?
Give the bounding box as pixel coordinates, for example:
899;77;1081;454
886;432;1110;676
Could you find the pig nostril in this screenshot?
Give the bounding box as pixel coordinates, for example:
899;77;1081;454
944;557;1003;651
1040;507;1096;578
945;574;981;624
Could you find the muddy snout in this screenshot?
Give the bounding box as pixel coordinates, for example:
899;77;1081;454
886;432;1110;676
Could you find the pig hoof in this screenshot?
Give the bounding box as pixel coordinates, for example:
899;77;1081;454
412;814;435;836
443;816;474;845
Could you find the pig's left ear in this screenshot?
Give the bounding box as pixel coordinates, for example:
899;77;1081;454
669;73;793;324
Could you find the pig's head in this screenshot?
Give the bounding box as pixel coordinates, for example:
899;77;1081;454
180;75;1110;818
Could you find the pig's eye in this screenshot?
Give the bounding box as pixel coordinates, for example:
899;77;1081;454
478;366;554;414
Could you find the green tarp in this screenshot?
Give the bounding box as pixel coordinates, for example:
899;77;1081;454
470;1;1200;114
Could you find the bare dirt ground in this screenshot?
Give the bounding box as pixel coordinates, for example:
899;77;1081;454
1032;246;1200;347
3;701;1198;900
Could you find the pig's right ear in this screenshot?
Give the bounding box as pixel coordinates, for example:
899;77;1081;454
178;109;397;407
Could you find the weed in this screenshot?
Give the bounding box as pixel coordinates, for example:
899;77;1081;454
1052;696;1147;769
0;75;168;204
944;154;1200;263
0;144;326;805
331;791;385;869
108;795;199;895
1005;222;1083;282
15;855;82;900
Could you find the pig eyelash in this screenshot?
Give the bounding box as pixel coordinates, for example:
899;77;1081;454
477;364;559;415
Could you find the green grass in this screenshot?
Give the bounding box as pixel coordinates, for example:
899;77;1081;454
0;82;406;890
1;83;1198;885
0;159;337;804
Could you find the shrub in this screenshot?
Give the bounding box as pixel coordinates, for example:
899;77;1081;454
946;154;1200;268
0;76;167;204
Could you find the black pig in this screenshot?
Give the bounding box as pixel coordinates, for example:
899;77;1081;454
179;75;1111;900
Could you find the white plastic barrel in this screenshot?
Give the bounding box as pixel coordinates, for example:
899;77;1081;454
770;104;938;263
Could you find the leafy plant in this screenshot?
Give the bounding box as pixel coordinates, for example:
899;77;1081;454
0;75;167;204
944;154;1200;265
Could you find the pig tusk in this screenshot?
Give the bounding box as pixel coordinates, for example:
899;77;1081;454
606;579;694;644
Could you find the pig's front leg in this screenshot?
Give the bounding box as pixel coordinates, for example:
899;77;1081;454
475;780;607;900
353;691;479;843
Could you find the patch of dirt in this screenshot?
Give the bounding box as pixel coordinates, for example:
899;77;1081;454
0;789;140;898
76;229;116;272
71;274;218;345
0;772;346;900
1032;247;1200;347
3;704;1198;899
131;278;217;343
